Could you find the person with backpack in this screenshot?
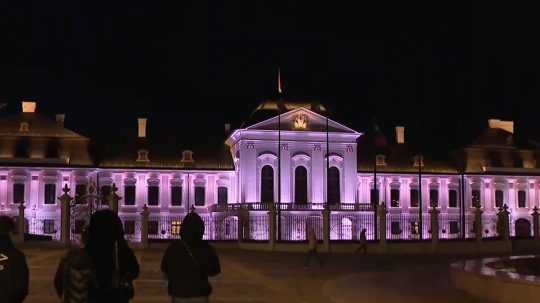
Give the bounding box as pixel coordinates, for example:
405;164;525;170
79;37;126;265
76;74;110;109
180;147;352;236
161;212;221;302
54;226;94;303
0;216;29;303
87;210;139;302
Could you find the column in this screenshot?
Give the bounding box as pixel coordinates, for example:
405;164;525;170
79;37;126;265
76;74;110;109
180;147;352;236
0;172;7;209
311;144;324;203
280;143;291;203
344;144;357;203
531;207;539;240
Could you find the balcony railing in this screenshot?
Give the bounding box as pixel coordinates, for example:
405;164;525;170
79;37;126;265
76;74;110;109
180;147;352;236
209;202;376;212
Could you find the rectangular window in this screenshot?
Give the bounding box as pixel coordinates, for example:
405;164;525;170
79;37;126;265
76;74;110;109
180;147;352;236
148;186;159;206
518;190;526;208
171;186;182;206
429;189;439;207
101;186;111;206
390;189;400;207
495;190;504;208
13;183;25;204
471;189;481;207
171;221;181;236
44;184;56;204
43;219;55;234
148;221;159;235
449;221;460;234
124;220;135;235
449;190;458;208
391;222;401;235
370;188;379;205
75;184;87;204
410;189;419;207
218;187;228;205
124;185;136;206
195;187;205;206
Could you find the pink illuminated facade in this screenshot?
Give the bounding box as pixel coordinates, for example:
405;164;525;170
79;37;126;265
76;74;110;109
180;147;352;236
1;100;539;241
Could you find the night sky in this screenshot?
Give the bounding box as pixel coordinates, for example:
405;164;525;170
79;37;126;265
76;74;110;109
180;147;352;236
1;3;539;153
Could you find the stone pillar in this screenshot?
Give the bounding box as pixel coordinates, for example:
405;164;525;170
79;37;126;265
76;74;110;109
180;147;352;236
15;203;25;243
268;203;276;249
497;204;510;242
378;203;388;248
430;206;440;249
109;183;122;214
474;206;483;243
141;204;149;249
59;184;73;248
532;207;540;240
322;207;330;252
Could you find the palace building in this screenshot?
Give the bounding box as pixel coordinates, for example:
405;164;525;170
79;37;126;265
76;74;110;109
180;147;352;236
0;100;538;242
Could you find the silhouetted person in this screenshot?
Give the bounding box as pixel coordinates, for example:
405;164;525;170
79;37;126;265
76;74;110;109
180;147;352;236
65;210;139;303
304;228;322;268
54;226;93;302
161;212;221;302
355;228;368;255
0;216;29;303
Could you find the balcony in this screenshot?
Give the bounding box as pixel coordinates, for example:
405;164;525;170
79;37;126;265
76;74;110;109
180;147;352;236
209;203;376;212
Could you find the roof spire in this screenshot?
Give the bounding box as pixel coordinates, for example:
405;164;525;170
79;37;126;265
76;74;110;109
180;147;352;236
277;67;283;95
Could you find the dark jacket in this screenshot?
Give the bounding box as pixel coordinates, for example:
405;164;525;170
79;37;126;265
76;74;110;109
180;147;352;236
54;248;94;302
0;236;29;303
161;240;221;298
161;213;221;298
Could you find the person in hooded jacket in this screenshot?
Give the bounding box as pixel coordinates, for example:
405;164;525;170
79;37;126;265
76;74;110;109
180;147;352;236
89;210;139;302
161;212;221;302
0;216;28;303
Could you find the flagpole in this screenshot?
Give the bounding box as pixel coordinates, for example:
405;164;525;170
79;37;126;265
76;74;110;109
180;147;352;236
326;110;330;210
418;153;423;240
277;68;282;242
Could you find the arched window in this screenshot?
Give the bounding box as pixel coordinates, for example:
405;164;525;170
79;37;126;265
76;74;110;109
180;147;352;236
327;167;340;204
261;165;274;203
294;166;308;204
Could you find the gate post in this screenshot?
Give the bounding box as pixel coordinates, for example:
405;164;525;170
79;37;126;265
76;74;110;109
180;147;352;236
59;184;73;248
430;206;440;251
109;183;122;214
532;207;540;240
322;207;330;253
14;202;25;243
141;204;149;249
268;203;276;250
497;204;510;242
378;203;387;250
474;205;483;243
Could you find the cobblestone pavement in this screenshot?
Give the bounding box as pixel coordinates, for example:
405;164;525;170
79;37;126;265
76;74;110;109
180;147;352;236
22;244;486;303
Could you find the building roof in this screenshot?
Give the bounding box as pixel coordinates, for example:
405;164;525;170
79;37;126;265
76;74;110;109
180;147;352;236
0;113;87;138
242;99;327;128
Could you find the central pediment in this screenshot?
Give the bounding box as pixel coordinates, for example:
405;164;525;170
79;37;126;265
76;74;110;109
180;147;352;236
246;107;359;134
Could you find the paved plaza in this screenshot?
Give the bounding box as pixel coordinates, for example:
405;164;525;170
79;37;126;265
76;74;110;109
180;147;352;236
22;244;486;303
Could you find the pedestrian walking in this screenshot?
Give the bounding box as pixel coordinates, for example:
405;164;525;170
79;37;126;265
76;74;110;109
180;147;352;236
304;228;322;268
355;228;368;255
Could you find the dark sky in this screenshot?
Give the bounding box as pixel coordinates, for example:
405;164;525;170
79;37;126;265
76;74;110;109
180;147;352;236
1;3;539;152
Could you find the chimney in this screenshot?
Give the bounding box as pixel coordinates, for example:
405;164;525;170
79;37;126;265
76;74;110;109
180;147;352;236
138;118;147;138
56;114;66;127
22;100;36;113
488;119;514;134
395;126;405;144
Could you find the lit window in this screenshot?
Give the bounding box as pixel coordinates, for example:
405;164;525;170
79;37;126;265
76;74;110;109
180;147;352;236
136;149;150;162
171;221;181;236
376;154;387;166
